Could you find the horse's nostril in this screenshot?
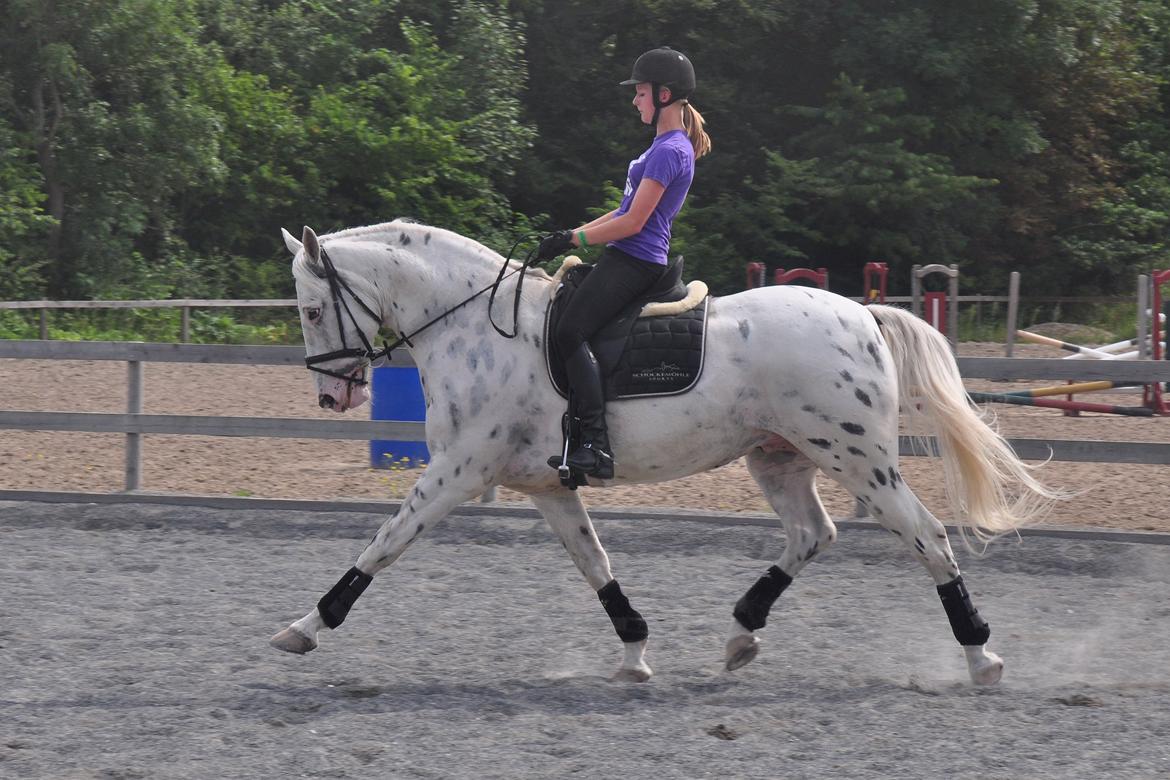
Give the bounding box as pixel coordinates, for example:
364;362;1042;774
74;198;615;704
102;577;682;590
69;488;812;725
319;394;335;409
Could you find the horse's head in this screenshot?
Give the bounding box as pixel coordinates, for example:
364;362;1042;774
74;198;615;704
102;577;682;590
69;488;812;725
284;225;382;413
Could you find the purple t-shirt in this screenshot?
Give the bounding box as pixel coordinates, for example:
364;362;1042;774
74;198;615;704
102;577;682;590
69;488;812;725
610;129;694;265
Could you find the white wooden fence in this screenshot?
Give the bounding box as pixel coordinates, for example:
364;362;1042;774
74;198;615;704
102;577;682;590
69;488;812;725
2;340;1170;506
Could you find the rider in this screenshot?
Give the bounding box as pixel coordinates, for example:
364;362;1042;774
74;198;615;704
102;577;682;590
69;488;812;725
537;46;711;479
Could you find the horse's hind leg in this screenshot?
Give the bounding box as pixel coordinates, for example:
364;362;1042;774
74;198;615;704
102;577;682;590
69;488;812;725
856;478;1004;685
727;445;838;671
528;489;652;682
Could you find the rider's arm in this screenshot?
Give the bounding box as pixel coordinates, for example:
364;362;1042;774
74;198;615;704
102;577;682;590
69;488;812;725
578;210;619;231
571;179;666;247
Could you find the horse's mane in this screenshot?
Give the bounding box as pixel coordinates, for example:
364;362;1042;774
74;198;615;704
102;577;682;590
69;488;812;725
322;220;553;281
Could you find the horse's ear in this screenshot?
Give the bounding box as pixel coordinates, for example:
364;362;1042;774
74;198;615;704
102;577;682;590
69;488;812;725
301;225;322;267
281;227;302;256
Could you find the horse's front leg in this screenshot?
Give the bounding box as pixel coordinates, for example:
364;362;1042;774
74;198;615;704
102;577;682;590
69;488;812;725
269;456;483;654
528;489;652;683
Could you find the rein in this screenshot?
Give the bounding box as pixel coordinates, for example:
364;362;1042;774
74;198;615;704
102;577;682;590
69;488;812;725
302;233;544;386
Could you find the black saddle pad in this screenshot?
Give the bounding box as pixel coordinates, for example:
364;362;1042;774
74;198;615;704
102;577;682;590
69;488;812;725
544;263;709;400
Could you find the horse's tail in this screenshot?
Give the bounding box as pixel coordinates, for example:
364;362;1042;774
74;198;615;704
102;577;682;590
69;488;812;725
868;304;1062;544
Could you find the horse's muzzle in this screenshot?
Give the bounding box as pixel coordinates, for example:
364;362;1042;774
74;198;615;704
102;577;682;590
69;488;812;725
318;394;336;409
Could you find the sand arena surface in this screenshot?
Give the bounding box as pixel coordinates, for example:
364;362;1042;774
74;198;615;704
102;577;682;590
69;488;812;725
2;502;1169;779
2;342;1168;532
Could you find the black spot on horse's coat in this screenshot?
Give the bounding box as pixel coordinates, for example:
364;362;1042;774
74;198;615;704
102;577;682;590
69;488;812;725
889;467;900;486
579;527;590;536
872;468;887;486
489;425;500;439
840;370;853;383
448;403;462;433
876;444;888;455
438;478;444;487
914;537;926;554
834;345;854;361
831;466;842;472
801;404;816;413
855;388;872;407
890;528;902;536
867;341;884;369
418;490;427;500
847;446;864;457
400;232;412;245
738;320;750;340
454;465;462;477
807;438;832;450
840;422;866;435
868;481;878;490
425;232;432;244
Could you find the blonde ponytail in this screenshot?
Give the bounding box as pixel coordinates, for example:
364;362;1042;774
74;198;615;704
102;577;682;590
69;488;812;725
682;102;711;159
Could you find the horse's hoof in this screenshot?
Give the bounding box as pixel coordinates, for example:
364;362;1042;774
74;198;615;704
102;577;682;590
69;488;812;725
611;666;652;683
269;626;317;654
966;647;1004;685
725;634;760;671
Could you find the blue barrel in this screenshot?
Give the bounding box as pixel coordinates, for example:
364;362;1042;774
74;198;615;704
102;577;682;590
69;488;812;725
369;366;429;469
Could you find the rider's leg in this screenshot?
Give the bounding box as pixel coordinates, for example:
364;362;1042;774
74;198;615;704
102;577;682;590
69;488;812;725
552;248;662;477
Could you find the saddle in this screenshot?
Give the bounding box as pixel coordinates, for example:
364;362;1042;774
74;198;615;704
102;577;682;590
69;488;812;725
543;256;710;400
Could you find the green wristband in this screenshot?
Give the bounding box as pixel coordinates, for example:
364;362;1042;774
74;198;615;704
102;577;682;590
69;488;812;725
577;230;589;247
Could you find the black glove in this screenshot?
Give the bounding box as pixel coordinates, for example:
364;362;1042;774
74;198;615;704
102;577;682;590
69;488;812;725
536;230;574;261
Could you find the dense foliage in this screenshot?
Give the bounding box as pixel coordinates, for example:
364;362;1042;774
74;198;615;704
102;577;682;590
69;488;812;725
2;0;1169;303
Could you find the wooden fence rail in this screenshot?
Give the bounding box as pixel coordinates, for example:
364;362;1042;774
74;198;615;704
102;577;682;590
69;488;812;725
2;340;1169;506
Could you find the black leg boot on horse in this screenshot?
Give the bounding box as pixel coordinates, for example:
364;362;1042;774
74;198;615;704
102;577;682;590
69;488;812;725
560;342;615;479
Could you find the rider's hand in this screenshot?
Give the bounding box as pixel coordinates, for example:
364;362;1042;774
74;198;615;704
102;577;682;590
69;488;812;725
536;230;575;261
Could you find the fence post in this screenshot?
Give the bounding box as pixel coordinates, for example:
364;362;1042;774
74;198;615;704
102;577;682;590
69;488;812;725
126;360;143;492
1138;275;1149;360
910;265;921;318
181;306;191;343
1006;272;1020;357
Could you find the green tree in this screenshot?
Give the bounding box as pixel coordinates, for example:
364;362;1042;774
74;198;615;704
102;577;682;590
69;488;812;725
1;0;222;298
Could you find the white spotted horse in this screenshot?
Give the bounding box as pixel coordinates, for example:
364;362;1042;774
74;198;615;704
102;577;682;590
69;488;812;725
270;220;1059;685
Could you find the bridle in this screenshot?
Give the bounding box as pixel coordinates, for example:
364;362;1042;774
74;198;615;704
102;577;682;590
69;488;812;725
301;235;543;390
302;246;390;388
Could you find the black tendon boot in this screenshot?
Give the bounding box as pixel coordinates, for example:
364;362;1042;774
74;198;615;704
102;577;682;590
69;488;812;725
563;343;615;478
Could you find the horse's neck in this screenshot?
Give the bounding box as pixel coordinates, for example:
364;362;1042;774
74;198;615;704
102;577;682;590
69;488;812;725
355;226;534;349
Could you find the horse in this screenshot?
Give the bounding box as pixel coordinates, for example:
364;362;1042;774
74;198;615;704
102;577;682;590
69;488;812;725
270;220;1059;685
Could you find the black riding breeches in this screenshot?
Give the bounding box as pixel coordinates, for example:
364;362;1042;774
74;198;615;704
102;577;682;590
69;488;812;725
554;247;665;357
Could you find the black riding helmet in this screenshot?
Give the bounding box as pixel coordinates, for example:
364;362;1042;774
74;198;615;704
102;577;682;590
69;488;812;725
620;47;695;128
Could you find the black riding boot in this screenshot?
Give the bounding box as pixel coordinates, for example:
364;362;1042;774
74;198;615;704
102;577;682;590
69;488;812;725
561;343;615;479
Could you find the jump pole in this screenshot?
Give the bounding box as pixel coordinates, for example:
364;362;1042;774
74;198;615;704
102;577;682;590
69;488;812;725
1000;380;1144;398
968;392;1154;417
1014;330;1119;359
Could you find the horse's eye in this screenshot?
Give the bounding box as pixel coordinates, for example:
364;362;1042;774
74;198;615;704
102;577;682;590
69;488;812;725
305;307;322;322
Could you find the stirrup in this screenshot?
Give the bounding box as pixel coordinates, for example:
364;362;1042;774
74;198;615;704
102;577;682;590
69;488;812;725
567;443;614;479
